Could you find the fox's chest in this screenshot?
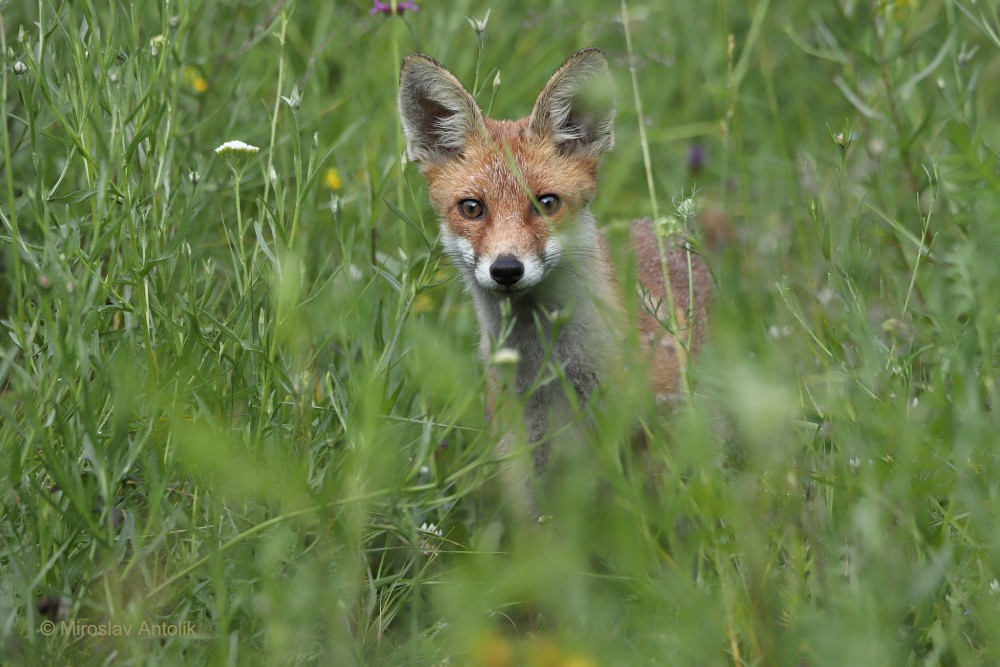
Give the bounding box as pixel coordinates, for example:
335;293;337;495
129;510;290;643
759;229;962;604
479;294;611;414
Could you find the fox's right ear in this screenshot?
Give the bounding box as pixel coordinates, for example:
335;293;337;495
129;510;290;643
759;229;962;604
398;55;484;165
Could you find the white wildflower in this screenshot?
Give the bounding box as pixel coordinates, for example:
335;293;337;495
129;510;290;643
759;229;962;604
490;347;521;367
13;61;27;76
149;34;167;55
215;140;260;177
420;522;442;535
215;140;260;157
768;325;791;340
549;308;572;327
419;522;444;557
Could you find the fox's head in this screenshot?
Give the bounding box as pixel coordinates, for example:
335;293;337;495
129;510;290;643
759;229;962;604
398;48;615;295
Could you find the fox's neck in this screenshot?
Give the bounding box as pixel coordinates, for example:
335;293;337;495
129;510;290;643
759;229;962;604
466;210;620;413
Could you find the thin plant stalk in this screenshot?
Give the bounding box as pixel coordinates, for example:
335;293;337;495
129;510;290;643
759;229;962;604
620;0;691;396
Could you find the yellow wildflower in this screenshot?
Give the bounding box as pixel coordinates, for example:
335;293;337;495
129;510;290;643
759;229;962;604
324;168;343;190
412;293;435;314
183;66;209;94
473;635;514;667
528;639;597;667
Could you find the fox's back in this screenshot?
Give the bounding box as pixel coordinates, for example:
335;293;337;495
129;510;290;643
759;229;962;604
629;220;713;397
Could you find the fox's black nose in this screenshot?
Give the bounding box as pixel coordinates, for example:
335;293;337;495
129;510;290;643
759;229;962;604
489;255;524;287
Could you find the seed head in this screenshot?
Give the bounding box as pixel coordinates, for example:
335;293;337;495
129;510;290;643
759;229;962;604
675;196;698;225
831;126;855;153
280;85;302;113
653;214;682;239
466;9;491;36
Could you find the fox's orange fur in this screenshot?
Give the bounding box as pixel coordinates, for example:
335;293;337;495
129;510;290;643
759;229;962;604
399;48;712;520
422;119;600;263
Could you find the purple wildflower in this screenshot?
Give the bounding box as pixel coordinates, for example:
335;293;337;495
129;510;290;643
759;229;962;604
370;0;418;15
687;143;705;176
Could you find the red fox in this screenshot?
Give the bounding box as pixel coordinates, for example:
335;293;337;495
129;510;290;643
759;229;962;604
398;48;712;520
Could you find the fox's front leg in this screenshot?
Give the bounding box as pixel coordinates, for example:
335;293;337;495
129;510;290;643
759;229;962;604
495;431;543;525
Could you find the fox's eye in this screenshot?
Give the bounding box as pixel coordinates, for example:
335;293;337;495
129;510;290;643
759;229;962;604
457;199;485;220
532;194;561;216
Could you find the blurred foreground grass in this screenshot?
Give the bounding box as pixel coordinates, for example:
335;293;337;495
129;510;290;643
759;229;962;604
1;0;1000;665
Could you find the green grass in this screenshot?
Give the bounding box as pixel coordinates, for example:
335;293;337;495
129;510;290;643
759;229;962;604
2;0;999;664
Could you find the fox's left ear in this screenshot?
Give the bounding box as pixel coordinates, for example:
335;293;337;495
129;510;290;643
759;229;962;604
530;48;615;158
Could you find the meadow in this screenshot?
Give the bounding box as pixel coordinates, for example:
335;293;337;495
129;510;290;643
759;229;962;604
2;0;1000;664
